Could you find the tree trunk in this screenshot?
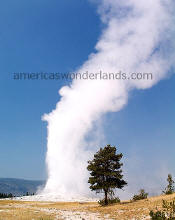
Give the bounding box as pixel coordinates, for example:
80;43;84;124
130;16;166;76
104;190;108;205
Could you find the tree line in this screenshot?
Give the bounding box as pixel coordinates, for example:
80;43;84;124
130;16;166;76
0;193;13;198
0;192;35;199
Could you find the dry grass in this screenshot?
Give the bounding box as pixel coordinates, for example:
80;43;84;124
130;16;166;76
0;193;175;219
0;200;53;220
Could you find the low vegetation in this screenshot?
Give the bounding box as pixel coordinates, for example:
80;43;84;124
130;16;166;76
98;191;120;206
132;189;148;201
150;199;175;219
98;197;120;206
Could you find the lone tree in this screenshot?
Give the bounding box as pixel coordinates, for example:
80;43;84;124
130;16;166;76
163;174;175;195
87;144;127;205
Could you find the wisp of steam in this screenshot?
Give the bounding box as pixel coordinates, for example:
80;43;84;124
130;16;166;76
42;0;175;199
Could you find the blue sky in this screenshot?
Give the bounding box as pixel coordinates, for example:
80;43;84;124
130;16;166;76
0;0;174;184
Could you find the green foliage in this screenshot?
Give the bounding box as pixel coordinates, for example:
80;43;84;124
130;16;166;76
87;144;127;205
149;210;166;220
24;192;34;196
98;197;120;206
132;189;148;201
150;199;175;219
98;190;120;206
39;218;53;220
0;192;13;198
163;174;175;195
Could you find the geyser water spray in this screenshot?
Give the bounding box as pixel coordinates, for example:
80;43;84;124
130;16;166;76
42;0;175;198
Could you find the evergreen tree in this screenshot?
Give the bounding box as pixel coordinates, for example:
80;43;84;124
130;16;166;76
163;174;175;195
87;144;127;205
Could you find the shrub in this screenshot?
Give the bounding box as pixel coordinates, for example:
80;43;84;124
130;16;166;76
132;189;148;201
149;210;166;219
98;197;120;206
150;199;175;220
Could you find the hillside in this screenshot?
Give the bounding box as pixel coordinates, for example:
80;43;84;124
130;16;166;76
0;178;45;196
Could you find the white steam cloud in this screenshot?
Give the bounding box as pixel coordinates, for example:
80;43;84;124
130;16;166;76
42;0;175;198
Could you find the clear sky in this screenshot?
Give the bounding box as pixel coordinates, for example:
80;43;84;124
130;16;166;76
0;0;174;192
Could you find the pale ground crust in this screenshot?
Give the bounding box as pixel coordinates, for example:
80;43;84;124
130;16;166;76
13;194;99;202
0;193;175;219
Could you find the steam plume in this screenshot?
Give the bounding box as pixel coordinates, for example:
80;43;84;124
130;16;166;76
42;0;175;198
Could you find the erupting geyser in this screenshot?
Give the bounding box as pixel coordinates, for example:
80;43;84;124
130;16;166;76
42;0;175;199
